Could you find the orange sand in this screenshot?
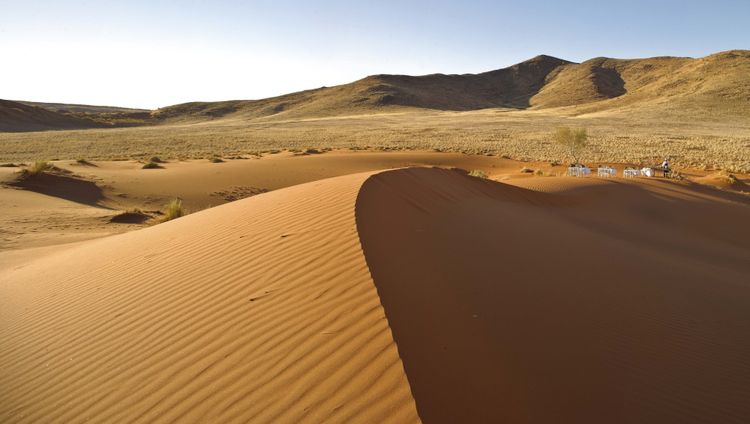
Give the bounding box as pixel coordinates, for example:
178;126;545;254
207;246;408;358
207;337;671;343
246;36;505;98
2;164;749;423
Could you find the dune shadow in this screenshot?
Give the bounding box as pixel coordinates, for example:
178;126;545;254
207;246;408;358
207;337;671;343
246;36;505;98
108;211;151;224
8;172;110;208
355;167;750;423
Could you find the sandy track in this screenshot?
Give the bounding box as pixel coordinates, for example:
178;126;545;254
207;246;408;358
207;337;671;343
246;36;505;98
356;168;750;423
0;171;419;423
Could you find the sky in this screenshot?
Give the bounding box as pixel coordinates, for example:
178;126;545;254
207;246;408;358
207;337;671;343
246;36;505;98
1;0;748;109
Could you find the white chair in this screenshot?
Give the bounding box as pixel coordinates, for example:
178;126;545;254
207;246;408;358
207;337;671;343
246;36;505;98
623;169;639;178
568;165;590;177
641;167;654;177
597;166;616;177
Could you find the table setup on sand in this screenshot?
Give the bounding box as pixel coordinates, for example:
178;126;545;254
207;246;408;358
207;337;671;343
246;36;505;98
568;165;667;178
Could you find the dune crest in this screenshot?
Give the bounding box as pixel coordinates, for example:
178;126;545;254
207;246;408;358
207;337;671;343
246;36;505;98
0;171;419;423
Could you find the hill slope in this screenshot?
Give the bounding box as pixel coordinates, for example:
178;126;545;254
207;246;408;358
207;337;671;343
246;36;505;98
154;50;749;122
16;101;150;114
5;50;748;131
0;99;106;132
153;55;572;122
531;50;750;117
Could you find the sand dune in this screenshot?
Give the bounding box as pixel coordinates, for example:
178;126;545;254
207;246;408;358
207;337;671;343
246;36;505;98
0;171;419;423
2;166;749;423
356;168;750;423
0;151;525;252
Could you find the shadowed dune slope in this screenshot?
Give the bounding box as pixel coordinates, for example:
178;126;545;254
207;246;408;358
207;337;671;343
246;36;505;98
0;172;419;423
7;171;108;207
355;168;750;423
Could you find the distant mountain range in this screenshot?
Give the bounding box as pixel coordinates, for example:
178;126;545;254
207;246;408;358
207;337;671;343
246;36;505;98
2;50;748;132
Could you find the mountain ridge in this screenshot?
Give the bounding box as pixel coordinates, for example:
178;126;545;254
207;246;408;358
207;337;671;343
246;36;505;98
2;50;747;132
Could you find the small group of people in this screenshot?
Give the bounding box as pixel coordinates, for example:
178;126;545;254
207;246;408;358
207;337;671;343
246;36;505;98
660;158;671;177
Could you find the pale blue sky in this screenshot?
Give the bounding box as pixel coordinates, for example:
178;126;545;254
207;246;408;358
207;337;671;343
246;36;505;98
1;0;747;108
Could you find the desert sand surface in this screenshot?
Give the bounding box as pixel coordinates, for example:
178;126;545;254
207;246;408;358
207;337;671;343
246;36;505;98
3;151;747;256
0;151;547;254
357;168;750;423
0;170;419;423
2;160;749;423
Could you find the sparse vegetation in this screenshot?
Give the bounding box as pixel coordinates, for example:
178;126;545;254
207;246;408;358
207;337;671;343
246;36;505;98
160;199;185;222
520;167;534;173
554;127;588;165
0;113;747;173
149;156;165;163
209;156;225;163
26;160;53;176
142;161;163;169
1;163;19;167
468;169;488;179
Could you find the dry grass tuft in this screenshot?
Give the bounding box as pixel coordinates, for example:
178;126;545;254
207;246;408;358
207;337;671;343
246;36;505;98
25;160;53;176
160;199;185;222
468;169;488;179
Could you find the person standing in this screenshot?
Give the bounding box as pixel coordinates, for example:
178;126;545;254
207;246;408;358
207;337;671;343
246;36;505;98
661;158;670;177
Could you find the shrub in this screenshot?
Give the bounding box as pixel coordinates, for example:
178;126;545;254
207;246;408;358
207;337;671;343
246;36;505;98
209;156;225;163
468;169;488;179
520;167;534;173
160;199;185;222
554;127;588;165
149;156;165;163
